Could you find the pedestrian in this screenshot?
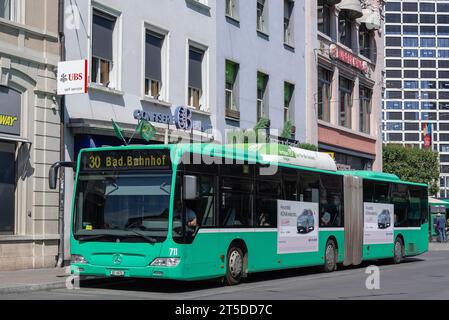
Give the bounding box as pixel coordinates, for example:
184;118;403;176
436;213;447;243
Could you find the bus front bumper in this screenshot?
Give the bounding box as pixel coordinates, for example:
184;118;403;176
71;264;184;280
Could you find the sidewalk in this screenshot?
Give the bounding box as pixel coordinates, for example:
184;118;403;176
0;267;69;295
429;241;449;251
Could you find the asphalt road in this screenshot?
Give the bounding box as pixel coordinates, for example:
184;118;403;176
2;250;449;300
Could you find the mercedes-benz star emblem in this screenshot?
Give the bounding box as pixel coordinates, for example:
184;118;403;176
112;254;123;265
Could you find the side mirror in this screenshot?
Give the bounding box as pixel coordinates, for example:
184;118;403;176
49;162;77;190
183;175;198;200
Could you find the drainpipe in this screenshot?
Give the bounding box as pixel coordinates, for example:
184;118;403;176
56;0;66;268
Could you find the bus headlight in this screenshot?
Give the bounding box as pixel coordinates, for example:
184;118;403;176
150;258;180;267
71;254;88;264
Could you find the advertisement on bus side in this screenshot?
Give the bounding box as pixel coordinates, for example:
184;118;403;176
277;200;319;254
363;202;395;245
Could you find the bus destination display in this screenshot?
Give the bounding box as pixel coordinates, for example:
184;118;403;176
81;149;171;171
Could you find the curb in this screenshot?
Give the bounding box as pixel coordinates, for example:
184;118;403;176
0;280;68;295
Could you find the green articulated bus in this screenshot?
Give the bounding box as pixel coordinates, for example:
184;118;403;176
49;143;429;285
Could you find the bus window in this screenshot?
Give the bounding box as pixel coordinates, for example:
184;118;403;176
363;180;390;204
363;180;375;203
282;168;298;201
220;177;252;227
374;183;390;203
299;171;320;203
255;180;281;227
319;174;344;227
391;183;408;227
408;186;423;227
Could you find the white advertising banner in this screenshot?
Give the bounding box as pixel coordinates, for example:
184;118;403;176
363;202;395;245
277;200;319;254
57;59;88;95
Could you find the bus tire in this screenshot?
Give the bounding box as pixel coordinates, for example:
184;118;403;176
393;237;404;264
224;246;244;286
323;239;337;273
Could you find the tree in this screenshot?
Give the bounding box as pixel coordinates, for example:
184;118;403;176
383;144;440;196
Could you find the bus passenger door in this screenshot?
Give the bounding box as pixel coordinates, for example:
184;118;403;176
343;175;363;266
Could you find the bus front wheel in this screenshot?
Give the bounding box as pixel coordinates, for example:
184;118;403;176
393;238;404;264
225;246;243;286
323;239;337;273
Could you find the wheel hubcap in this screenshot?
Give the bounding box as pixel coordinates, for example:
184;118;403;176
395;242;402;259
229;250;243;278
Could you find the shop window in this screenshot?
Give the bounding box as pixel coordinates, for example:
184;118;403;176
0;142;15;234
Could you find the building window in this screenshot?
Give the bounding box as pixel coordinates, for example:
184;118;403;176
225;60;239;113
339;77;353;129
360;86;372;134
257;0;267;33
284;82;294;122
144;31;164;99
318;66;332;122
359;24;371;59
188;47;205;110
318;0;331;37
339;11;352;49
91;9;117;88
225;0;238;20
284;0;294;45
0;0;11;20
257;72;269;121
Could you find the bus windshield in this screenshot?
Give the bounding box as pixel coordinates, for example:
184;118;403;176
74;173;172;242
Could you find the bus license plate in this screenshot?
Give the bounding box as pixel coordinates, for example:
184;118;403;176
110;270;125;277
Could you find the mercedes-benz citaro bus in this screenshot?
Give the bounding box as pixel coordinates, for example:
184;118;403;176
49;143;429;285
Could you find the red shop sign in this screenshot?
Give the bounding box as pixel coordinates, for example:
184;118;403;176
329;44;369;74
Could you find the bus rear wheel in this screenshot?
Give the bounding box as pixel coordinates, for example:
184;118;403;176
393;238;404;264
224;246;243;286
323;239;337;273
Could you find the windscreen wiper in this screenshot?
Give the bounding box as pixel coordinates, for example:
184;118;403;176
126;229;157;244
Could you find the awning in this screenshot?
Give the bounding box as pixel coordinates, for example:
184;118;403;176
429;197;449;211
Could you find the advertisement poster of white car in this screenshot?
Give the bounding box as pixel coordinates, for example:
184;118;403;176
277;200;319;254
364;202;395;245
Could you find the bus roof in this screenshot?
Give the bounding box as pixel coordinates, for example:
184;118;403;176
173;143;338;172
339;170;428;187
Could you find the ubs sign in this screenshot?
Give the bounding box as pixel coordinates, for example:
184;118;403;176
0;86;21;136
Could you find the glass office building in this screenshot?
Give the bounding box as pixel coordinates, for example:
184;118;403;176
383;0;449;198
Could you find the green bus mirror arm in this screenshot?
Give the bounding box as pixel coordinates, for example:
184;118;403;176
49;161;77;190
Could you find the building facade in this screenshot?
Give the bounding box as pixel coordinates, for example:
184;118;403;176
217;0;308;143
383;0;449;198
308;0;384;171
0;0;61;270
62;0;309;260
